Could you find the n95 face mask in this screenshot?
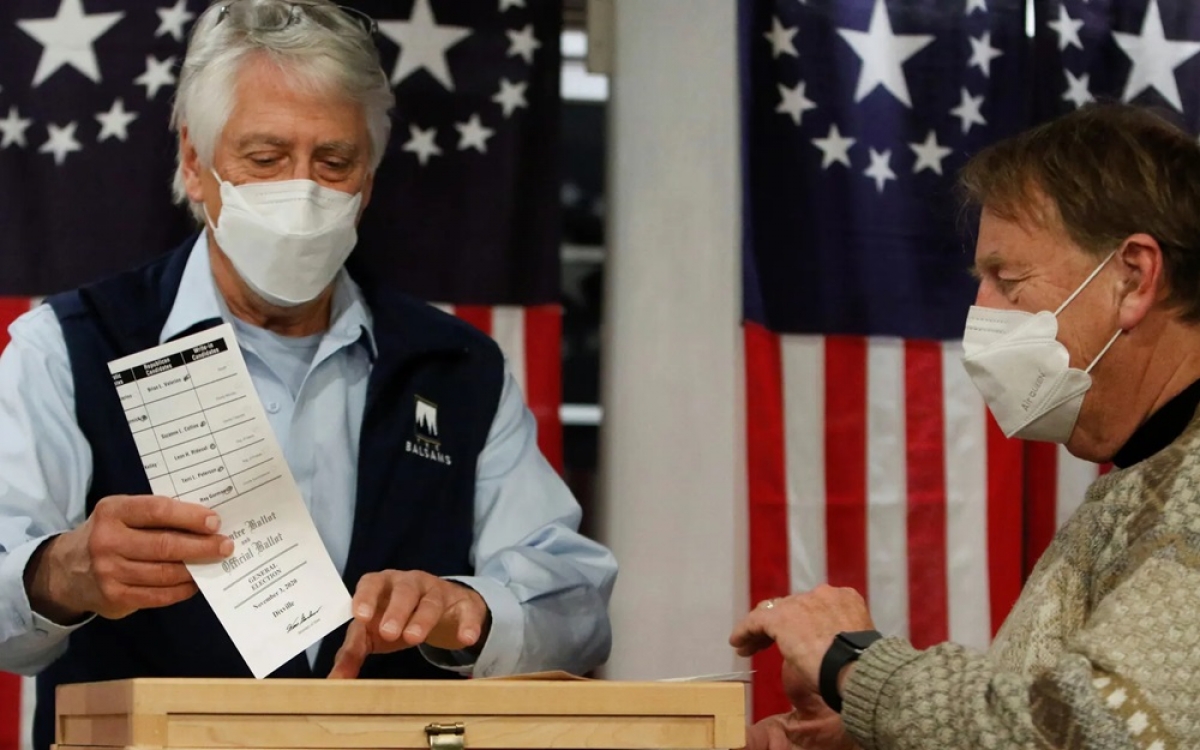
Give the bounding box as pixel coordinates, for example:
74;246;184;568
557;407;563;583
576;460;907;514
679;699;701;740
961;252;1120;443
207;170;362;307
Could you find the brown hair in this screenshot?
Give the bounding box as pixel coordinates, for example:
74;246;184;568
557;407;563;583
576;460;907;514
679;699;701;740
960;102;1200;321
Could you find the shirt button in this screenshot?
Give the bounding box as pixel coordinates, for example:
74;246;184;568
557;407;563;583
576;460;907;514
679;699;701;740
266;402;281;414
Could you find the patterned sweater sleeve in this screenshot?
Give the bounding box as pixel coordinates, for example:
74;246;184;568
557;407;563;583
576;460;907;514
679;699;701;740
840;556;1200;750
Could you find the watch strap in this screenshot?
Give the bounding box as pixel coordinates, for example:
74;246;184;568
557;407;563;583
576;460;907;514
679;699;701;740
818;630;883;713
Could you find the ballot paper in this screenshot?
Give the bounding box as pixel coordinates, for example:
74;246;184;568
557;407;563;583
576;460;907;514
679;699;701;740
107;323;352;677
655;671;754;683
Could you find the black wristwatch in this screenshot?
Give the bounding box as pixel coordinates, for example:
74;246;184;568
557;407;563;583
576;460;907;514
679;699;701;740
818;630;883;713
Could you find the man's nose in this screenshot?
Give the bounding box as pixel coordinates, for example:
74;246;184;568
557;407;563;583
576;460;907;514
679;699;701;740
975;282;1004;308
292;162;314;181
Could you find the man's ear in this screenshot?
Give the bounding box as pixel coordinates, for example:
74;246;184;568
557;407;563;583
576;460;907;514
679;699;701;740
180;125;205;203
1115;233;1165;331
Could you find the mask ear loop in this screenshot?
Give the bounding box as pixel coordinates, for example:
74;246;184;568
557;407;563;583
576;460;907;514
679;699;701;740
1085;329;1122;374
204;168;228;231
1054;250;1118;316
1051;250;1122;374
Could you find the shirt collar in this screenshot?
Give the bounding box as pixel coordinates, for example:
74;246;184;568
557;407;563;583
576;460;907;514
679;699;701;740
1111;377;1200;469
160;233;378;360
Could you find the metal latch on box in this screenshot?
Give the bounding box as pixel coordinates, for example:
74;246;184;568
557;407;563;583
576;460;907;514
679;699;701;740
425;722;466;750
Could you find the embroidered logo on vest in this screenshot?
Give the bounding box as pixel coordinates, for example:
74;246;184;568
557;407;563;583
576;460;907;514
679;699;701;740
406;395;453;466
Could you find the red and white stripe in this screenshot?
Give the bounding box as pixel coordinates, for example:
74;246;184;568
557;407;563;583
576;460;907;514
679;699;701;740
744;324;1104;718
436;304;563;473
0;670;32;750
744;325;1026;718
0;296;38;750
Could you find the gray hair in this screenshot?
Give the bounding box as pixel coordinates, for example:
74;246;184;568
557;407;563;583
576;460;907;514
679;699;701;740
171;0;395;222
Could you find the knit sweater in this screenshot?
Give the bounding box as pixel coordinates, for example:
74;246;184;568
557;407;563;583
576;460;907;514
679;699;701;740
841;409;1200;750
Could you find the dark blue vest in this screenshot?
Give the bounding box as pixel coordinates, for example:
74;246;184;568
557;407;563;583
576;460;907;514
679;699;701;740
34;238;505;750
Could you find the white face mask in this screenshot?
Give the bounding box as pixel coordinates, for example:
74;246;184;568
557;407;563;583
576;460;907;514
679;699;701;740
962;251;1121;443
206;169;363;307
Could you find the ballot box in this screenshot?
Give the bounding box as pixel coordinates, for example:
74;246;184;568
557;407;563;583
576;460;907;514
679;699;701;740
53;677;747;750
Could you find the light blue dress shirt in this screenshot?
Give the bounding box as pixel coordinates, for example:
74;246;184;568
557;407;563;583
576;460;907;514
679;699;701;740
0;236;617;677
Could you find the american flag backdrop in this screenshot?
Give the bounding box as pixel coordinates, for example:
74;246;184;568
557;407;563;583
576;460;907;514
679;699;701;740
740;0;1200;720
0;1;563;746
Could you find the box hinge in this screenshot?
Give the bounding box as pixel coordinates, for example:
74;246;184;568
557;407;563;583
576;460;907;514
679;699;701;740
425;722;466;750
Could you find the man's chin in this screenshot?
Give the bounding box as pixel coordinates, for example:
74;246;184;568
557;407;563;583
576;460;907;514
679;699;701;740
1062;424;1120;465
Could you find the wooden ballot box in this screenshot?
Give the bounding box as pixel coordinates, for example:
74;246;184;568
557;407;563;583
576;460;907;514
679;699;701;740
53;677;747;750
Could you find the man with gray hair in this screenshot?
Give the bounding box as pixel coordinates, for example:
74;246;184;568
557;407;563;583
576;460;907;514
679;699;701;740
0;2;617;747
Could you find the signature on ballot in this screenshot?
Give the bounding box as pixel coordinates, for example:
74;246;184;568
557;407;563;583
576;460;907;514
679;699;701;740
286;607;322;633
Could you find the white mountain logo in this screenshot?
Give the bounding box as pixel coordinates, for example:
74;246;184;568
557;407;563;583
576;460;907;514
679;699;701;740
407;396;452;466
416;397;439;438
415;397;439;443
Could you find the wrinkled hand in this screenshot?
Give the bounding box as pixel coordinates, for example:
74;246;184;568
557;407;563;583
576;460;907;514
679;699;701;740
782;659;812;707
329;570;489;679
782;661;862;750
729;585;873;695
25;495;231;622
747;713;801;750
747;708;860;750
748;660;862;750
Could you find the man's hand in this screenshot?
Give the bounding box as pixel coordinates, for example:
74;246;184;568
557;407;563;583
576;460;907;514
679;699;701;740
747;709;860;750
747;713;800;750
781;659;812;707
729;585;874;695
25;495;231;622
328;571;489;679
